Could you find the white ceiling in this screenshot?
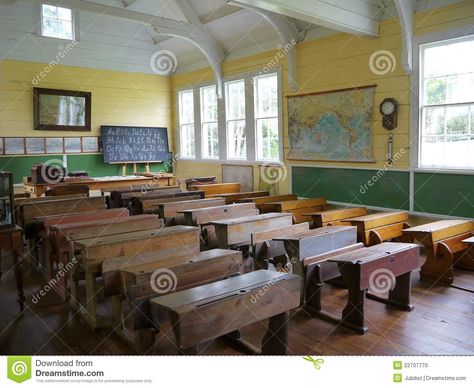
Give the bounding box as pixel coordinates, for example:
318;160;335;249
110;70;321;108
0;0;465;75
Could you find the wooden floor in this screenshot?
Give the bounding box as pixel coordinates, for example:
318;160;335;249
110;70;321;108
0;252;473;356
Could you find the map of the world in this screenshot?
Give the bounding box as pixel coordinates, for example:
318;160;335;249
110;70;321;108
287;86;375;162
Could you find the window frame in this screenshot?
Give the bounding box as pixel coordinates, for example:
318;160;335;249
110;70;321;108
225;79;247;160
412;27;474;173
37;3;78;41
176;68;282;164
200;84;219;160
177;89;196;159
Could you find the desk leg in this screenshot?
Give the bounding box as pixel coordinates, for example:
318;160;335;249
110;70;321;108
261;311;289;355
12;247;25;312
420;246;453;285
388;272;414;311
0;249;2;279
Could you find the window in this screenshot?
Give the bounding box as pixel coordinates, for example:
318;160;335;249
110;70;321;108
176;71;281;162
254;73;279;161
419;36;474;169
225;80;246;159
200;85;219;159
178;89;195;158
40;4;74;40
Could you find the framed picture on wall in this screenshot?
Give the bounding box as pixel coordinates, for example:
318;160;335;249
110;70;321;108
4;138;25;155
64;137;81;153
33;87;91;131
46;137;64;154
26;137;46;154
82;137;99;152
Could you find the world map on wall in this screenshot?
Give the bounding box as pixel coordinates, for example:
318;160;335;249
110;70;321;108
287;86;375;162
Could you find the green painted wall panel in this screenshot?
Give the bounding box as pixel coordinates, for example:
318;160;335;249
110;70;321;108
0;154;168;184
414;172;474;218
291;166;410;210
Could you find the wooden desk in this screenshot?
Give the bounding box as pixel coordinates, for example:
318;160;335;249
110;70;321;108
208;191;269;204
260;198;327;223
107;248;243;353
110;185;181;208
131;192;205;215
342;211;409;245
150;270;300;354
188;182;240;196
212;213;293;249
306;207;368;228
24;176;174;197
326;242;419;333
403;220;474;284
0;226;24;312
157;198;225;225
180;203;258;249
74;225;200;329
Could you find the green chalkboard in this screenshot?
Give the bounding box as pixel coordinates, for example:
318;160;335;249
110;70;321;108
292;166;409;210
414;172;474;218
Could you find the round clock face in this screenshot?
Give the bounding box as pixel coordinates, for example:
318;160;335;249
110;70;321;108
381;100;395;115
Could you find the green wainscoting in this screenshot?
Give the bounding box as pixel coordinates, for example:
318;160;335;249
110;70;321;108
0;154;168;184
291;166;410;210
414;172;474;218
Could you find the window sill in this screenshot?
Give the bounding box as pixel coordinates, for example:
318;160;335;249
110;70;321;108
411;167;474;175
176;158;282;166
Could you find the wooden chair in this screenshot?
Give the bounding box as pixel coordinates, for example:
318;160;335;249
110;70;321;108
45;184;89;197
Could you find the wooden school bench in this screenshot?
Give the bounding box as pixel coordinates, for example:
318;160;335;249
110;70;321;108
0;226;25;312
48;214;163;301
208;190;270;204
237;194;297;212
251;222;310;270
212;213;293;249
260;198;327;223
320;242;420;333
130;191;205;215
157;198;225;226
109;185;181;208
342;211;410;245
150;270;300;355
402;219;474;285
73;226;200;329
188;182;240;196
179;203;259;249
305;207;368;228
109;249;243;352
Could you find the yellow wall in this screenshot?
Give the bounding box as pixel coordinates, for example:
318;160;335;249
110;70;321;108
171;0;474;193
0;60;172;140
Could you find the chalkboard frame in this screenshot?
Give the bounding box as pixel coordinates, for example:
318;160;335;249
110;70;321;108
100;125;169;164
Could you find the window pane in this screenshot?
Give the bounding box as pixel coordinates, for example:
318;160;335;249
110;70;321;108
446;74;474;104
42;17;58;37
179;90;194;124
423;107;445;135
445;136;470;168
446;105;469;135
57;6;72;21
424;39;474;77
57;20;73;40
471;105;474;134
200;85;217;122
42;4;57;18
226;80;245;120
227;120;246;159
420;135;445;167
180;124;195;158
256;118;279;160
424;77;446;105
202;122;218;159
255;74;278;118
